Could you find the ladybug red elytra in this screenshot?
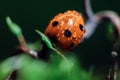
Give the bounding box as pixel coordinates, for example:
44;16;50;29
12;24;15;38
44;10;86;50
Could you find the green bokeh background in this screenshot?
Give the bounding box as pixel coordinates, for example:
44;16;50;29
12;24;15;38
0;0;119;69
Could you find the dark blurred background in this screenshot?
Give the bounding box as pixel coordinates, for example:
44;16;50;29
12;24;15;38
0;0;119;70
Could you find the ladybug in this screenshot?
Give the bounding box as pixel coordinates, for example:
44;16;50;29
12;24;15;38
44;10;86;50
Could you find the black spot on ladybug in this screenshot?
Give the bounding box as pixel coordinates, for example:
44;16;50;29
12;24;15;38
64;29;71;37
52;21;58;26
79;24;84;31
69;42;74;47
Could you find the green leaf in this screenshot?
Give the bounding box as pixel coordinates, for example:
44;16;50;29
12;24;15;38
6;16;22;37
35;29;54;49
35;29;67;61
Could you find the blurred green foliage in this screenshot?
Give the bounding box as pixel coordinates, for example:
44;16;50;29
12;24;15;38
0;53;103;80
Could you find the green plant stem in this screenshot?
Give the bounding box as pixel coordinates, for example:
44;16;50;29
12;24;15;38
52;48;68;62
17;35;28;48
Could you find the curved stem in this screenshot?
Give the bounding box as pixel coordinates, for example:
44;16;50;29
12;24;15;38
83;0;94;18
96;11;120;37
83;0;120;40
